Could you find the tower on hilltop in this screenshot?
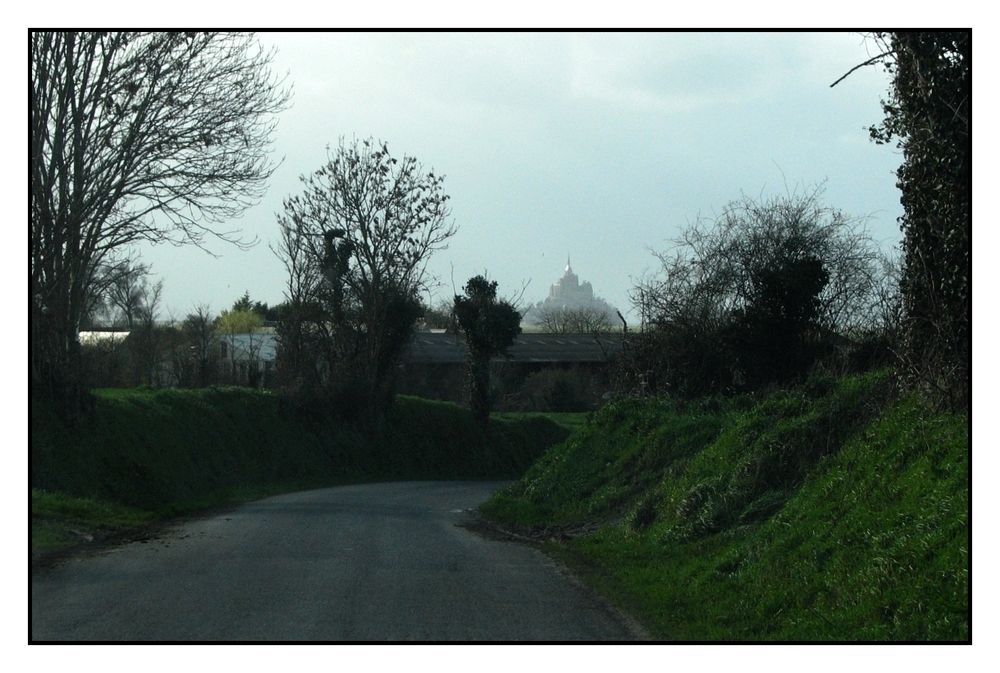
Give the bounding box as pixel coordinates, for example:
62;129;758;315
522;256;618;328
547;255;594;304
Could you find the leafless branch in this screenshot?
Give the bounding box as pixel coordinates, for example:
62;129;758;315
830;50;894;88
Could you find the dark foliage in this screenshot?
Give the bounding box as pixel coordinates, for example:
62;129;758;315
869;32;970;411
454;276;523;425
620;189;898;398
731;253;830;389
274;137;455;427
519;368;591;412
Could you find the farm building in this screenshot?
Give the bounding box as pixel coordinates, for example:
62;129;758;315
398;331;624;411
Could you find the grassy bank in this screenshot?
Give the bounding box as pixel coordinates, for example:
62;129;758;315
480;372;969;641
492;411;590;434
31;388;570;559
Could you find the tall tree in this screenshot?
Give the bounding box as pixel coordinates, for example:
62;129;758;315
275;137;456;421
182;305;217;387
454;276;522;426
31;31;290;411
866;32;970;410
229;290;270;320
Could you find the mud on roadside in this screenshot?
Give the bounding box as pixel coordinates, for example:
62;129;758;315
455;510;653;641
31;503;243;575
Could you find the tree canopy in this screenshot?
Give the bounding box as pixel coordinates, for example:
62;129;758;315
275;137;456;421
31;31;290;411
216;308;264;336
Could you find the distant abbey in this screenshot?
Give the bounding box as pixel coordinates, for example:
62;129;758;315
521;257;620;326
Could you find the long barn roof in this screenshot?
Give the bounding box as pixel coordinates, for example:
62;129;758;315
405;332;624;364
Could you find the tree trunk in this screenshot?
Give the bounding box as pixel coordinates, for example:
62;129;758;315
469;355;492;428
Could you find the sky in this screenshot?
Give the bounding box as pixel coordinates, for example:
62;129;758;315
135;31;905;324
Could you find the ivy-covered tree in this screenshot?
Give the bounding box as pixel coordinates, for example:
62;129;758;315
454;276;522;426
866;32;970;410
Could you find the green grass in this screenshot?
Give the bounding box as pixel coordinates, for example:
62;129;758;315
480;372;969;641
492;411;591;433
31;489;159;556
32;388;570;559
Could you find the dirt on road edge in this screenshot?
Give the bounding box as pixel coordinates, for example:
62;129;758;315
456;510;655;641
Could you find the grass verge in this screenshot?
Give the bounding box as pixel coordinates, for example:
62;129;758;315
492;411;591;434
479;372;969;641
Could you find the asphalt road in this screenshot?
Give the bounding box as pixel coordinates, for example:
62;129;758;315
31;481;641;641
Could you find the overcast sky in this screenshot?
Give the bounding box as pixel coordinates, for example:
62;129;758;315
137;31;905;322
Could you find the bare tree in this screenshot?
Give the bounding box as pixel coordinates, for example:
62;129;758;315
98;260;157;329
31;31;290;409
536;304;616;334
275;137;456;421
535;304;571;333
273;218;327;400
127;276;164;386
182;305;218;387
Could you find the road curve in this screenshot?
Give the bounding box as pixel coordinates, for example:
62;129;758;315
31;482;640;641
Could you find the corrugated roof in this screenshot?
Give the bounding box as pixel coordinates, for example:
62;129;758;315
79;331;130;345
405;332;623;364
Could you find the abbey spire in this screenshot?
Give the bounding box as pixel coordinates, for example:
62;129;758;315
521;256;619;328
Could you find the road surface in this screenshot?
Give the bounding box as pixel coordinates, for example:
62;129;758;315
31;481;641;641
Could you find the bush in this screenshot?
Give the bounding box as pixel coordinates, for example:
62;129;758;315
627;187;899;398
